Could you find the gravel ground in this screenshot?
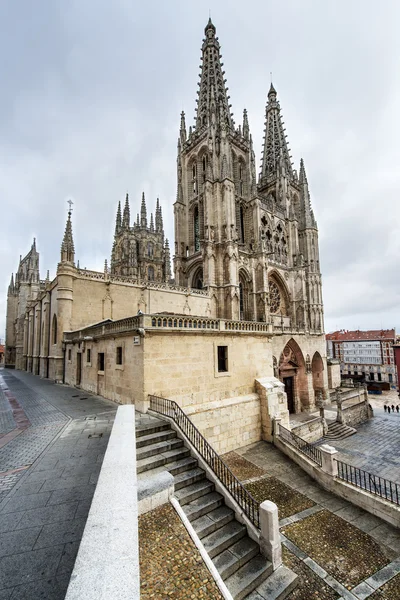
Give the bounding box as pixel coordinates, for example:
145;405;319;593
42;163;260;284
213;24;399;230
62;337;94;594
282;547;339;600
282;510;394;589
221;451;267;481
244;476;315;520
369;573;400;599
139;503;223;599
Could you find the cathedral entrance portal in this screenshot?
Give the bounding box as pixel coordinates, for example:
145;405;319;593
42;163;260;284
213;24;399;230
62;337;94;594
283;376;295;413
279;339;309;412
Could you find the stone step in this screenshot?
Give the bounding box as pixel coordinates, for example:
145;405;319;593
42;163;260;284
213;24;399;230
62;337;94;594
182;491;224;521
174;467;206;491
135;420;171;438
136;429;176;448
202;521;246;559
246;565;298;600
213;537;259;580
136;438;183;461
192;505;235;539
175;479;214;505
136;446;191;474
325;422;356;440
225;554;273;600
165;455;198;476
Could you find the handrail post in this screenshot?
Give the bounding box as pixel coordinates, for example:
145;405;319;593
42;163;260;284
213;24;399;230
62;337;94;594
259;501;282;570
320;444;338;477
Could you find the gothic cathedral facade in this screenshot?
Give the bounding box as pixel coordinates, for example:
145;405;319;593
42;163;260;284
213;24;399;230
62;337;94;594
174;19;323;332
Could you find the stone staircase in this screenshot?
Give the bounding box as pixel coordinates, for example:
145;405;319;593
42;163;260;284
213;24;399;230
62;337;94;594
136;415;297;600
324;421;357;440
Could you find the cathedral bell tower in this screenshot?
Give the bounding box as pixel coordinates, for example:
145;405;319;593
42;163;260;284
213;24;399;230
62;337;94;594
174;19;255;319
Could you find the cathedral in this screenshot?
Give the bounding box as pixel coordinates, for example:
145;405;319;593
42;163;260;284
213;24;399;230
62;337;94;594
5;20;328;453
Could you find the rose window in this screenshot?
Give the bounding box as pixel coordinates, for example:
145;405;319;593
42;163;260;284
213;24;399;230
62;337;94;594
269;281;281;314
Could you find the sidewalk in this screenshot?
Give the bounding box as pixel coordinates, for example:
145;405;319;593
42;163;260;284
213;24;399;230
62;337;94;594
0;369;117;600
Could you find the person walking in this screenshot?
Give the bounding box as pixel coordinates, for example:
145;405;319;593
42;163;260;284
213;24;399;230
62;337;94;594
384;404;387;412
392;404;395;412
388;406;391;413
397;405;399;413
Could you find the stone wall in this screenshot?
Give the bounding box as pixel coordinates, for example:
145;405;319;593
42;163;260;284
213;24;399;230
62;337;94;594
291;418;323;443
327;359;341;389
341;401;369;428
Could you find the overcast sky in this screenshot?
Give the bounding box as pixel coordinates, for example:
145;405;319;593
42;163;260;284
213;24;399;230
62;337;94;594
2;0;400;341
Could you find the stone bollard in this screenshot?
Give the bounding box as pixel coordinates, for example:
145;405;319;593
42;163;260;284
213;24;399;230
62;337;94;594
259;500;282;570
319;444;338;477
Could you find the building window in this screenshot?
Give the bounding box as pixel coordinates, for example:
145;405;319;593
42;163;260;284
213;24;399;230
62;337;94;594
98;353;105;372
87;349;91;364
217;346;228;372
194;205;200;252
148;266;154;281
147;242;153;258
52;314;57;345
370;372;374;381
116;346;123;365
389;374;393;383
378;373;382;382
68;349;72;361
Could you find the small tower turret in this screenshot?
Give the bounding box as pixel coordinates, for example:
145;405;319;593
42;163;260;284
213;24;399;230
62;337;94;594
60;209;75;265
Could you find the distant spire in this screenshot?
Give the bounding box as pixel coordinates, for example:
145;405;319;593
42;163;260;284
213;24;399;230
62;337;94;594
195;19;234;131
122;193;130;229
242;109;249;140
115;200;122;234
136;213;140;227
60;209;75;264
150;213;154;232
32;237;36;251
299;158;317;229
180;111;187;144
299;158;308;184
141;192;147;228
46;269;50;282
8;273;15;294
259;84;293;187
155;198;163;232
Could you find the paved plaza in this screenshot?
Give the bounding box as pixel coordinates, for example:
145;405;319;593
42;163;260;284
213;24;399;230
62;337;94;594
0;368;116;600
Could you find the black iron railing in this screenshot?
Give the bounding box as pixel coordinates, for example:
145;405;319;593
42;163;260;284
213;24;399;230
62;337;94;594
277;423;322;466
149;395;260;528
336;460;400;506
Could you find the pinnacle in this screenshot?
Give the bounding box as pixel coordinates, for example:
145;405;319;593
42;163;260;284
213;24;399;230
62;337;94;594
205;17;216;34
268;82;277;96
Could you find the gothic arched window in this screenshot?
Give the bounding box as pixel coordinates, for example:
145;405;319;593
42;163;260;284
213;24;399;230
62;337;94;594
240;206;245;243
194;206;200;252
148;266;154;281
202;156;207;182
192;267;203;290
52;314;57;345
147;242;153;258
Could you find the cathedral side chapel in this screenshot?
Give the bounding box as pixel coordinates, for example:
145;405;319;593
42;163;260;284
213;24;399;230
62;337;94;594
5;19;328;453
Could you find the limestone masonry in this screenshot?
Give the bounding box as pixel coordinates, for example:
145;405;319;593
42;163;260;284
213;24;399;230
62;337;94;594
5;19;329;451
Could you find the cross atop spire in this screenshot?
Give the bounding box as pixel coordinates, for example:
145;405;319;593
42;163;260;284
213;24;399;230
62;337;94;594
195;19;233;131
259;84;293;186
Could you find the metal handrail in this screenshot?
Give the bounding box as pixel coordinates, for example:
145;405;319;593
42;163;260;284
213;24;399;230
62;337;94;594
277;423;322;466
149;395;260;528
336;460;400;506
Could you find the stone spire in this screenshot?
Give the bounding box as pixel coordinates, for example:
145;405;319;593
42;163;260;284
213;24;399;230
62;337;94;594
150;213;154;232
299;158;317;228
155;198;163;232
260;83;293;183
60;209;75;264
242;109;249;140
8;273;15;295
195;19;234;131
122;193;130;229
140;192;147;228
180;111;187;144
164;239;171;281
115;200;122;234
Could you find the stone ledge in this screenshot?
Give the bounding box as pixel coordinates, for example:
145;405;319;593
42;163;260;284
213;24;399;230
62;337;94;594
65;405;140;600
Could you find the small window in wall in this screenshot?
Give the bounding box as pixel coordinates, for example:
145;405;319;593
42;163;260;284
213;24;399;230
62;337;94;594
68;349;72;361
116;346;123;365
217;346;228;372
370;372;375;381
87;349;91;364
98;352;105;371
378;372;382;382
148;266;154;281
389;373;393;383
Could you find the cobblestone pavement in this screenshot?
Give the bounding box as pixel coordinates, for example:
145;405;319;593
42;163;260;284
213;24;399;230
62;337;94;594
0;368;117;599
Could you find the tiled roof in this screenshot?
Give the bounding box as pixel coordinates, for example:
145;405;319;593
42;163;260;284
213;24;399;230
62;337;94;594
326;329;395;342
0;345;4;353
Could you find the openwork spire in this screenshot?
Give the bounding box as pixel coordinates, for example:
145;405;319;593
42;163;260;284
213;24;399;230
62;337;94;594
299;158;317;229
260;84;293;183
122;193;130;229
60;209;75;264
115;200;122;234
155;197;163;232
140;192;147;228
195;19;233;131
180;111;187;144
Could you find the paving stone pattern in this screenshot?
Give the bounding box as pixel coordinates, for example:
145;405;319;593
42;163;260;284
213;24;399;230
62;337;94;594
0;369;117;599
0;386;16;435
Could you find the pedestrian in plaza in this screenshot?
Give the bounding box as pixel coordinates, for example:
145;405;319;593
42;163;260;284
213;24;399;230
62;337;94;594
397;405;399;413
388;406;391;413
384;404;387;412
392;404;395;412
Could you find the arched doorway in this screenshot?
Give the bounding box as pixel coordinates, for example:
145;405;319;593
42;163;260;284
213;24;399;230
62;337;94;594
279;339;309;413
311;351;324;398
191;266;204;290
